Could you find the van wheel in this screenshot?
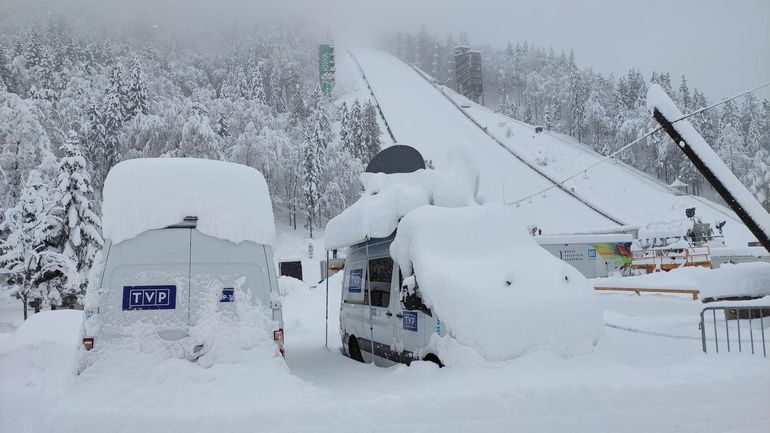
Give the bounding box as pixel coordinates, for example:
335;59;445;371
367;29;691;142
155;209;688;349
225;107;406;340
422;353;444;368
348;336;364;363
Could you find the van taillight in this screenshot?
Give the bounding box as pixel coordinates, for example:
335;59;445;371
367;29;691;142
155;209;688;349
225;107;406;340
273;328;285;356
83;337;94;351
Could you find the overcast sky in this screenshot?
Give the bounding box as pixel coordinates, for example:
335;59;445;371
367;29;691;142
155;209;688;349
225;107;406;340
3;0;768;99
324;0;770;100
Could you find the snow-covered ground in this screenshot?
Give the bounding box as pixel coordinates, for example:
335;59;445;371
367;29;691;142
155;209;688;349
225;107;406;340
348;49;756;247
2;270;769;433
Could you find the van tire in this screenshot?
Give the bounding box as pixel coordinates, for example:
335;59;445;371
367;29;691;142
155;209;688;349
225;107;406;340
348;336;364;363
422;353;444;368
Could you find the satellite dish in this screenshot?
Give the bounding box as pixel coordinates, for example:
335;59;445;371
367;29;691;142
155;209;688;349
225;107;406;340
365;145;425;174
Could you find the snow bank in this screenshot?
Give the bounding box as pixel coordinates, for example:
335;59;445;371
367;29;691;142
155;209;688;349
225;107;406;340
5;310;82;350
593;262;770;300
390;203;604;361
102;158;275;245
325;150;478;250
646;84;770;240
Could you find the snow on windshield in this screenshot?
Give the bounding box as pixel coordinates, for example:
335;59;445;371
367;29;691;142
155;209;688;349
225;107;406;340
102;158;275;245
389;203;604;362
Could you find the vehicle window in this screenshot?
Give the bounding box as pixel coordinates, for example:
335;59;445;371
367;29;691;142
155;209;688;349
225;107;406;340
366;257;393;308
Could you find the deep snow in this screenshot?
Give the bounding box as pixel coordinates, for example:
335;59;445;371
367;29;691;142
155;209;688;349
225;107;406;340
2;270;770;433
102;158;275;245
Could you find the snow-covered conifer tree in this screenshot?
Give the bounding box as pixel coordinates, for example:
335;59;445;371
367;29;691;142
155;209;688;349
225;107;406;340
126;55;148;120
55;130;103;307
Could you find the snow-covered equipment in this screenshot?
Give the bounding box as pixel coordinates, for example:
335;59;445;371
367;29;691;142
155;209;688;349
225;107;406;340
83;158;284;358
534;233;633;278
648;84;770;255
631;209;725;273
364;144;425;174
329;147;601;366
649;85;770;311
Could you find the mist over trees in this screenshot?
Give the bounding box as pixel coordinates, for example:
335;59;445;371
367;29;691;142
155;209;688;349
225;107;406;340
0;16;381;311
382;28;770;209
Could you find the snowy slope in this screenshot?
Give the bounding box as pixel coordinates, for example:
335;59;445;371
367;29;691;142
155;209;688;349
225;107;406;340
350;49;616;234
349;49;756;247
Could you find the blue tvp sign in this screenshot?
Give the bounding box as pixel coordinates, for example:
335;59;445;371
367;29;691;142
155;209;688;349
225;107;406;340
122;285;176;310
220;288;234;303
348;269;362;293
402;311;418;332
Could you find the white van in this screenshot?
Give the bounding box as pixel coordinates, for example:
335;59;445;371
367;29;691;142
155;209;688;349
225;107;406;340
340;234;441;366
83;158;284;357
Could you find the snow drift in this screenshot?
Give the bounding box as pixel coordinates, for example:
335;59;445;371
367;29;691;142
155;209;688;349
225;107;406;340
390;203;604;362
324;149;478;250
593;261;770;300
102;158;275;245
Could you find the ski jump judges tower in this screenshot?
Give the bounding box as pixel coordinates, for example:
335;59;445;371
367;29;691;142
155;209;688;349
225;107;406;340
454;46;484;105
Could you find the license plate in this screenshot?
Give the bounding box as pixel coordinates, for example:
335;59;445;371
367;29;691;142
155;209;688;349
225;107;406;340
122;285;177;310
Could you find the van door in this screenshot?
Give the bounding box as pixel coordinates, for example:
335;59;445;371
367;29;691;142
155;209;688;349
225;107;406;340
100;228;191;340
366;256;397;365
188;229;273;326
393;270;430;364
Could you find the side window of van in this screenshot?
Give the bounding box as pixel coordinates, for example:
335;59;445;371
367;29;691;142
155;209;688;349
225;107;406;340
399;270;432;316
366;257;393;308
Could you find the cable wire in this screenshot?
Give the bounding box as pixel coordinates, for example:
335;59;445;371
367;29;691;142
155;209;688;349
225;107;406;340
507;81;770;206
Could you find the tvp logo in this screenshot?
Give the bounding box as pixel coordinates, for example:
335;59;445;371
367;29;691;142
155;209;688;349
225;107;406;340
122;285;177;310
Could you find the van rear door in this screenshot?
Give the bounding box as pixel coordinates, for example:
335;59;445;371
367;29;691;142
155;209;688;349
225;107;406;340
100;228;191;340
188;230;274;325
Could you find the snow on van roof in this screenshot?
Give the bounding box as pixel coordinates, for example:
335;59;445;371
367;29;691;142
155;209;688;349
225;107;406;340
324;150;478;251
390;204;604;363
102;158;275;245
534;233;633;245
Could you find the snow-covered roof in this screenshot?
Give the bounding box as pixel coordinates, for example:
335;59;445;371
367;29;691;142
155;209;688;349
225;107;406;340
324;151;478;251
647;84;770;241
389;204;604;362
102;158;275;245
669;178;688;188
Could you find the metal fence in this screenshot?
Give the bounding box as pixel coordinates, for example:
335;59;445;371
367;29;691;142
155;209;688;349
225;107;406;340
700;306;769;357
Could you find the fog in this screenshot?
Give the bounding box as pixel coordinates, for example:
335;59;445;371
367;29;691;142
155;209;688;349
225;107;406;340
1;0;768;98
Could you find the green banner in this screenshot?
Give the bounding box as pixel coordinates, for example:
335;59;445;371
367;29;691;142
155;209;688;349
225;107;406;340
319;43;335;98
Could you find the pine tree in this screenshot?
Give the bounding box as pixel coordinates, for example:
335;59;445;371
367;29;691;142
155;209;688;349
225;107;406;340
347;99;364;160
716;99;747;177
216;111;230;138
544;103;552;131
339;101;351;153
25;32;43;69
361;101;382;162
568;67;587;142
301;87;332;237
678;75;690;110
0;171;70;318
55;131;103;307
126;55;149;120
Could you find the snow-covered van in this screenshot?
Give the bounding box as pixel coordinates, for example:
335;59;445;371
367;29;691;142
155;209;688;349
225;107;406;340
82;158;284;358
326;147;603;367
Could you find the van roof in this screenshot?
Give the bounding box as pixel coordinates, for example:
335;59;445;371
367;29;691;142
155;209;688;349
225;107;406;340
102;158;275;245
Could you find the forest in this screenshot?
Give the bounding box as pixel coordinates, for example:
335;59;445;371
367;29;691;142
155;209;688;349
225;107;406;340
381;28;770;205
0;18;380;312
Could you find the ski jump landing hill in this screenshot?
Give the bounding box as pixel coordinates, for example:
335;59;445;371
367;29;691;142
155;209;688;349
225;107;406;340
346;49;756;247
